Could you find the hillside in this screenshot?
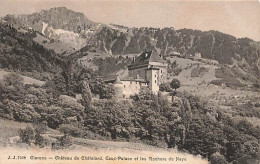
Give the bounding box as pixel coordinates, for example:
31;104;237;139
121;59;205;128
86;26;259;83
0;23;64;79
2;7;259;84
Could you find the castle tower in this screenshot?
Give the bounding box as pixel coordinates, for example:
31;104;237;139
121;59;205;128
128;51;168;94
146;67;160;94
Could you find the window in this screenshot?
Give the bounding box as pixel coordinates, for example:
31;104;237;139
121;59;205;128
124;85;126;88
130;81;132;84
161;70;163;73
155;80;156;83
136;82;137;84
155;74;156;77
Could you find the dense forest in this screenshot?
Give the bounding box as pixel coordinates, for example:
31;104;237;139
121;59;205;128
0;71;259;163
0;24;64;75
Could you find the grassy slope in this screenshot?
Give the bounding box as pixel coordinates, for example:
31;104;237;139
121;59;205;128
0;119;29;145
0;69;45;86
33;33;79;55
167;56;260;125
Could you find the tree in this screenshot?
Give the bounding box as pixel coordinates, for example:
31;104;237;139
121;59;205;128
210;152;227;164
19;126;35;145
132;87;155;101
0;72;26;101
3;72;24;87
81;80;92;109
99;83;115;99
170;78;181;90
159;83;172;92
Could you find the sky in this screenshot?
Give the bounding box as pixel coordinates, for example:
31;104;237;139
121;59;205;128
0;0;259;41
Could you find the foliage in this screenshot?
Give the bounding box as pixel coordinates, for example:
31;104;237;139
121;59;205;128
89;79;115;99
0;71;259;164
80;81;92;109
3;72;24;86
190;65;209;77
34;133;46;148
0;23;63;73
159;83;172;92
59;124;84;138
99;83;115;99
0;72;26;101
131;87;156;101
19;126;35;145
44;60;96;97
58;135;73;148
170;78;181;90
210;152;227;164
92;56;132;76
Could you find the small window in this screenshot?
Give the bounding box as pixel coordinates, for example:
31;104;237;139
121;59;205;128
155;74;156;77
124;85;126;88
161;70;163;73
136;82;137;84
155;80;156;83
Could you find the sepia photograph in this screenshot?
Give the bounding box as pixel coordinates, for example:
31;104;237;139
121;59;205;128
0;0;259;163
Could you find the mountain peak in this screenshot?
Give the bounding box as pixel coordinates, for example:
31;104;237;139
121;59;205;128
43;6;84;16
2;6;97;34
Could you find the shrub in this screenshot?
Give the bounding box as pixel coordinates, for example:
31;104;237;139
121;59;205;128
58;135;73;148
3;72;24;87
133;87;155;101
34;134;46;148
99;83;115;99
47;112;64;129
159;83;172;92
191;66;209;77
59;124;84;137
210;152;227;164
34;122;48;134
19;126;35;145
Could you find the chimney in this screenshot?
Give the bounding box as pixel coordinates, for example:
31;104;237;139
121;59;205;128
136;74;140;79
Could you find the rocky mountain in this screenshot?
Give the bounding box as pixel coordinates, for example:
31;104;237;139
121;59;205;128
2;7;96;34
1;7;98;53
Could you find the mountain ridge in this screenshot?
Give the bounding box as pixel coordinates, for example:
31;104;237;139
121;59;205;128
1;7;259;84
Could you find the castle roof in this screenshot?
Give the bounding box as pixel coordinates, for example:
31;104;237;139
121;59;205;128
100;74;147;84
129;51;165;68
101;74;117;83
120;76;147;83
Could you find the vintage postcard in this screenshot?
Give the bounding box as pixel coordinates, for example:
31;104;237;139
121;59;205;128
0;0;259;164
